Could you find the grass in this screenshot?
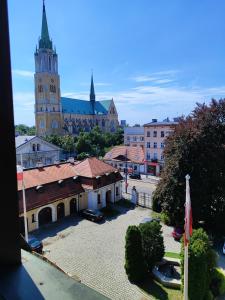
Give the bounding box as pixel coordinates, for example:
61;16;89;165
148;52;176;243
100;206;120;217
139;278;182;300
164;252;181;259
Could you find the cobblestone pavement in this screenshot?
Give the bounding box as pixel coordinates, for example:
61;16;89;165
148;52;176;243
35;207;180;300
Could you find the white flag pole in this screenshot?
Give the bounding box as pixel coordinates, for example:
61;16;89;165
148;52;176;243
21;153;28;242
184;174;190;300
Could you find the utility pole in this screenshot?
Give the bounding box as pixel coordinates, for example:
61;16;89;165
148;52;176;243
125;148;128;193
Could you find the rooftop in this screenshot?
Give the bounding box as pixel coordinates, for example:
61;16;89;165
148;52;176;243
104;146;144;164
74;157;117;178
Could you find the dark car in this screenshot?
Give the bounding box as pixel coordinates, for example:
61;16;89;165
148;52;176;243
28;235;43;254
129;173;141;180
140;217;160;224
80;209;104;222
172;227;184;241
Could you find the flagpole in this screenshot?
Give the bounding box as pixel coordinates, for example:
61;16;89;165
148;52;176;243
184;174;190;300
21;153;28;242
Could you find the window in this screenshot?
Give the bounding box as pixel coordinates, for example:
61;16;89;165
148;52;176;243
53;107;55;112
146;152;150;160
116;187;119;196
39;119;45;128
127;136;130;141
161;155;164;161
154;153;158;159
147;142;150;148
153;131;157;137
140;136;144;141
97;194;101;204
37;144;40;151
32;214;35;223
161;143;164;148
154;142;157;148
32;144;36;151
52;120;58;128
133;136;137;141
147;131;150;137
161;131;165;137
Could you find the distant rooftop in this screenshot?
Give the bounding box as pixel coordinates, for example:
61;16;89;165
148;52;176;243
124;126;144;135
144;118;179;127
15;136;36;148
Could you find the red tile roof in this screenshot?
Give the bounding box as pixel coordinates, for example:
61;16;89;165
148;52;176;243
74;157;117;178
104;146;144;164
18;163;77;190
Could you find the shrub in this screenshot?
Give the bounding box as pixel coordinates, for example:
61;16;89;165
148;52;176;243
124;225;147;282
161;212;171;225
181;228;217;300
139;221;164;271
210;268;225;297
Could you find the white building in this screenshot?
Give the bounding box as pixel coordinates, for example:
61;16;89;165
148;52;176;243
16;136;62;169
124;126;145;148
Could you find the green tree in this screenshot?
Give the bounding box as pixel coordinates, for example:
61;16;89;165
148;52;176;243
124;225;147;283
152;99;225;232
181;229;216;300
15;124;36;135
139;221;164;271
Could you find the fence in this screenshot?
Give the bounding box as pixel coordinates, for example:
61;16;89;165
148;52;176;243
122;191;152;209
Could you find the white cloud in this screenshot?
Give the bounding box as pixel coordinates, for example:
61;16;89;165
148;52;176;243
13;69;34;78
131;69;179;84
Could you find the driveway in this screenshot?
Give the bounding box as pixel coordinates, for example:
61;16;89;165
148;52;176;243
34;206;180;300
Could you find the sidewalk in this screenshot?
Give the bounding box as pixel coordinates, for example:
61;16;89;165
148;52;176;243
141;174;161;183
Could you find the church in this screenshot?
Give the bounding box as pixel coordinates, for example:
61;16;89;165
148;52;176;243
35;2;119;136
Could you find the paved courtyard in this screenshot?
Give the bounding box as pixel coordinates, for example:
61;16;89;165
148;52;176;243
34;206;180;300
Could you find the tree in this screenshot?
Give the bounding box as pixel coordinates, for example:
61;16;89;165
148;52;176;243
124;225;147;282
152;99;225;232
15;124;36;135
181;228;217;300
139;221;164;271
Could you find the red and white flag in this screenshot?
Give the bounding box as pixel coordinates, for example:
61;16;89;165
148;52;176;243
184;174;192;246
17;165;23;181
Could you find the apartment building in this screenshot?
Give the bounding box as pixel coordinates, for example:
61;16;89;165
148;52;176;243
124;126;144;148
144;119;178;176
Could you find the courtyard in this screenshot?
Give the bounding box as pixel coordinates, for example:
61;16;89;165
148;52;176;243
34;205;180;300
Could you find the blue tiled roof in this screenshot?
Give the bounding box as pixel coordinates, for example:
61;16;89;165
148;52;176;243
61;97;112;115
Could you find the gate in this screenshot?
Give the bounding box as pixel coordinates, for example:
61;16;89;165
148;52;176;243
137;192;152;209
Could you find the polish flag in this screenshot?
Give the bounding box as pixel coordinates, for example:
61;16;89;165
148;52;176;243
184;175;193;246
17;165;23;181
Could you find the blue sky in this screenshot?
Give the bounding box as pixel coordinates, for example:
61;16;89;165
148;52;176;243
9;0;225;126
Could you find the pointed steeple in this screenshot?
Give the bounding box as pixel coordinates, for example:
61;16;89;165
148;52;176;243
90;73;96;102
39;1;52;49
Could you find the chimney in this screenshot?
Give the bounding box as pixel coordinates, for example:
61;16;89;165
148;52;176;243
152;119;157;123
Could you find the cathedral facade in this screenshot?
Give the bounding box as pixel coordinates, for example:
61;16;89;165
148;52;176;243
35;3;119;137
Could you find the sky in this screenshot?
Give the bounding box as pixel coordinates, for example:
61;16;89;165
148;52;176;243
8;0;225;126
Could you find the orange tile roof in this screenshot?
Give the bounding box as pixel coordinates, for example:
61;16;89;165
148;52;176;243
74;157;117;178
18;163;77;190
104;146;144;164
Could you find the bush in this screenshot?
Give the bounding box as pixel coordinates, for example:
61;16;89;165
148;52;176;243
161;212;171;225
124;226;147;282
139;221;164;271
210;268;225;297
181;229;217;300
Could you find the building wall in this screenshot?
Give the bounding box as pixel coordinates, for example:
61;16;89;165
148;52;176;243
124;127;144;147
104;159;144;174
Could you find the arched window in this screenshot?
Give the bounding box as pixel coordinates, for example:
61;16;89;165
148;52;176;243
39;119;45;128
37;144;40;151
51;120;58;129
32;144;36;152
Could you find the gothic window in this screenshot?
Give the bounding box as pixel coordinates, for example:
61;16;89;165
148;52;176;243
32;144;36;152
39;119;45;128
51;120;58;129
102;119;105;127
38;85;43;93
37;144;40;151
49;56;51;71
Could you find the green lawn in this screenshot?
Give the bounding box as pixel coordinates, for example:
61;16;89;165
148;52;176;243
164;252;181;259
139;278;182;300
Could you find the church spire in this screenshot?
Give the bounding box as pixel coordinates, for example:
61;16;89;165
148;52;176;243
90;73;96;102
39;0;52;49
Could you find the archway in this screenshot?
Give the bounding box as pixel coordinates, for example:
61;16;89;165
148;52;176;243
70;198;77;215
38;207;52;227
57;203;65;220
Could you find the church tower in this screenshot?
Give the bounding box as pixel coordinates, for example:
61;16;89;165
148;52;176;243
34;1;62;136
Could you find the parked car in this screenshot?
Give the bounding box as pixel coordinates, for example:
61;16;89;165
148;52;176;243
129;173;141;180
140;217;160;224
223;241;225;255
80;209;104;222
28;235;43;254
172;227;184;241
